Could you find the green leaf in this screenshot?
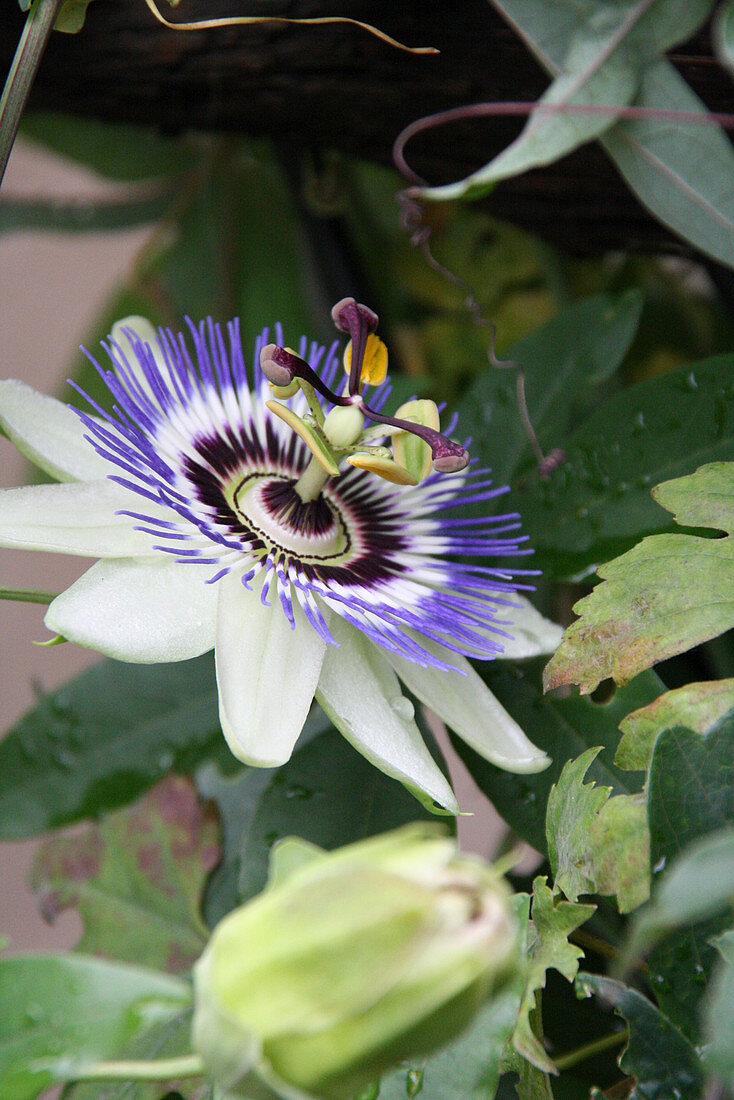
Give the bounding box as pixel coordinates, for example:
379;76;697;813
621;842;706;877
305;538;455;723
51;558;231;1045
547;748;610;902
451;659;660;854
157;140;321;339
196;765;276;929
423;14;638;203
196;706;334;927
479;1;730;266
586;795;649;914
236;727;441;902
520;355;734;582
544;461;734;694
601;58;734;269
703;929;734;1089
0;954;190;1100
546;748;649;913
0;194;169;235
510;1060;556;1100
576;975;704;1099
424;0;714;204
21;111;193;181
0;655;223;839
616;679;734;774
510;878;595;1073
377;985;523;1099
54;0;94;33
62;1009;206;1100
623;827;734;967
644;716;734;1038
454;291;643;491
31;777;217;971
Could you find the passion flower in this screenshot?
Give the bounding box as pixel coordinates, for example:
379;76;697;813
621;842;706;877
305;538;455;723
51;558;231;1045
0;299;559;811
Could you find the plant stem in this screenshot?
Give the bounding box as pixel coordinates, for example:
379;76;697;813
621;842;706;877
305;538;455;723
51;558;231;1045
72;1052;205;1082
0;0;62;186
554;1029;628;1072
570;928;620;963
0;586;58;605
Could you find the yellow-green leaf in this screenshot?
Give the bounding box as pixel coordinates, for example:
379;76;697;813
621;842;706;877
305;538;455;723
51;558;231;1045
616;678;734;774
544;462;734;694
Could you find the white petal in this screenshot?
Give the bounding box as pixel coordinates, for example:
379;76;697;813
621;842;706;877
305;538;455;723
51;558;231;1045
215;573;328;768
112;316;168;399
500;596;564;659
0;480;160;557
112;315;160;348
316;618;459;814
386;639;551;775
45;557;217;661
0;379;110;482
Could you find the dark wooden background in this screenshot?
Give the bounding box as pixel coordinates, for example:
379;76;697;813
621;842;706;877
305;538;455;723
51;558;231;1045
3;0;733;259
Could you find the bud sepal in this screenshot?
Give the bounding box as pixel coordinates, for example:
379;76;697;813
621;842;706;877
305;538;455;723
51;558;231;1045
192;825;521;1100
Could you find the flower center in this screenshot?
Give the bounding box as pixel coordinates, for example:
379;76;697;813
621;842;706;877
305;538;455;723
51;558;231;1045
230;474;350;560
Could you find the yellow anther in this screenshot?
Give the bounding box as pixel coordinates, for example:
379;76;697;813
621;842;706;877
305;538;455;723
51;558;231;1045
347;452;418;485
343;334;388;387
268;379;300;399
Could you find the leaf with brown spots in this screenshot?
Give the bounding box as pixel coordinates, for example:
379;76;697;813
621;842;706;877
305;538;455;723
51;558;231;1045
544;462;734;695
32;776;220;972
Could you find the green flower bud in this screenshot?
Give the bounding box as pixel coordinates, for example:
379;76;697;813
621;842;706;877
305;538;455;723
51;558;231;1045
192;824;521;1100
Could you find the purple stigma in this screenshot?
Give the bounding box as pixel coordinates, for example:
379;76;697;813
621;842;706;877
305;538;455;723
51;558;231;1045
260;344;352;407
331;297;379;396
360;402;470;472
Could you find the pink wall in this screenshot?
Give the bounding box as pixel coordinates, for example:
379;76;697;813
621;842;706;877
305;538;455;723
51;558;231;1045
1;138;150;951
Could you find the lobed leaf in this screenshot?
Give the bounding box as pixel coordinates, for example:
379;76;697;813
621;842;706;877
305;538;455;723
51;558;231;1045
703;929;734;1090
547;748;649;913
616;678;734;774
623;827;734;967
32;777;218;972
509;878;595;1073
544;461;734;694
